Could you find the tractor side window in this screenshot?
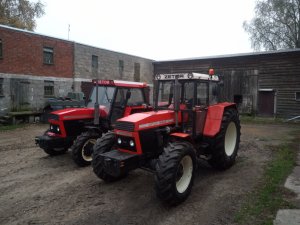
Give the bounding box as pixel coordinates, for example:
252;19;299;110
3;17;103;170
115;88;127;106
209;82;219;105
183;82;194;108
196;83;208;106
127;88;145;106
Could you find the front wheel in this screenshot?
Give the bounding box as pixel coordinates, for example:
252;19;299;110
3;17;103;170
155;142;196;206
92;132;124;182
71;130;100;167
208;108;241;170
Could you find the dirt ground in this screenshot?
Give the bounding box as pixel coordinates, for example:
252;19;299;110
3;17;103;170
0;123;299;225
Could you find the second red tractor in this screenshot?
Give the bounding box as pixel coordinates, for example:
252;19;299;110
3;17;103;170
92;70;241;205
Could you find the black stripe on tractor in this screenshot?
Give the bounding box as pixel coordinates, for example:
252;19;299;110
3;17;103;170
139;128;164;156
48;113;59;121
115;121;135;132
116;135;137;152
63;119;94;137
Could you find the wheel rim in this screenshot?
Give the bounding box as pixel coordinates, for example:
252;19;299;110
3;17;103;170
224;122;237;156
82;139;97;161
176;155;193;194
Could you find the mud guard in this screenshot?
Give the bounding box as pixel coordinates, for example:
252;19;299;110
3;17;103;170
203;103;237;137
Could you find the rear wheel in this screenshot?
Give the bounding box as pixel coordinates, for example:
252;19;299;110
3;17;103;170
71;130;100;167
208;108;241;170
92;132;123;182
155;142;196;205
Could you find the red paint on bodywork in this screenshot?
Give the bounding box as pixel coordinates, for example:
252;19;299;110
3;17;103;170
171;133;191;138
203;102;236;137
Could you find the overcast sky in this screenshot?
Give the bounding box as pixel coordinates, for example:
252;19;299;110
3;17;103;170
35;0;256;60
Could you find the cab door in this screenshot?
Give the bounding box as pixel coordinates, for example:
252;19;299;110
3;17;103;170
194;82;209;136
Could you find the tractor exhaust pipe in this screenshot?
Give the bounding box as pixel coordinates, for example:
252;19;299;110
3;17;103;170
94;80;99;125
174;76;180;127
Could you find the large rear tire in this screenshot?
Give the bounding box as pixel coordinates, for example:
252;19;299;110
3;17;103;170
92;132;123;182
71;130;100;167
208;108;241;170
155;142;196;206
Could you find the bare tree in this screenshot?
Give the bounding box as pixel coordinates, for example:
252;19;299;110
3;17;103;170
244;0;300;51
0;0;45;31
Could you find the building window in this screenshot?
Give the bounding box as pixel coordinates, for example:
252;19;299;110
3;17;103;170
119;60;124;78
134;62;140;82
92;55;98;69
43;47;54;64
296;92;300;101
0;39;2;58
44;80;54;97
0;78;3;96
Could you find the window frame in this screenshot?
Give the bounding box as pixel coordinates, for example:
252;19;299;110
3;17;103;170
92;55;98;69
0;39;3;59
43;47;54;65
44;80;54;97
296;92;300;101
0;78;4;96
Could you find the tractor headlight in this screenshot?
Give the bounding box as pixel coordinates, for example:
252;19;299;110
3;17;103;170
50;125;53;130
117;138;122;145
129;140;135;147
57;127;60;132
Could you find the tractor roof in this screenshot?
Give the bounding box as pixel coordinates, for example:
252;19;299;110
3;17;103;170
93;80;148;88
155;73;219;81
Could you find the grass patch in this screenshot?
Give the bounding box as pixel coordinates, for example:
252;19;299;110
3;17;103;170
0;124;26;131
235;142;298;225
240;115;284;124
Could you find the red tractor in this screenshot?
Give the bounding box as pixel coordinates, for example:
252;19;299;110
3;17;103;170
35;80;151;166
92;70;241;205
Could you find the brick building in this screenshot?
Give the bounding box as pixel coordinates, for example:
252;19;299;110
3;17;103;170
0;25;153;113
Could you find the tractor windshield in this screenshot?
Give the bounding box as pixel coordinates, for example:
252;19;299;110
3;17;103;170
87;86;116;112
156;80;212;110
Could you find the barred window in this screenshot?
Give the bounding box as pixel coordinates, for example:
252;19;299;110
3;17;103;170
0;78;3;96
134;62;140;82
43;47;54;64
92;55;98;69
0;39;2;58
44;80;54;97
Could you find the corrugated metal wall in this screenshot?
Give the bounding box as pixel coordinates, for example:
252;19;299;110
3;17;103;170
154;50;300;118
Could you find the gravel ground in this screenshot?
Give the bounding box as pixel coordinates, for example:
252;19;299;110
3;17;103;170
0;123;298;225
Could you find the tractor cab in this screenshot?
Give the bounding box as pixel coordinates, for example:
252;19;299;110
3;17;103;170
155;71;220;137
88;80;150;127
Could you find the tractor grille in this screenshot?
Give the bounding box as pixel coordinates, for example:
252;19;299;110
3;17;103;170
115;121;135;132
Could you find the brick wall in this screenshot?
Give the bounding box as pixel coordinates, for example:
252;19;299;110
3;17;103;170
0;26;74;78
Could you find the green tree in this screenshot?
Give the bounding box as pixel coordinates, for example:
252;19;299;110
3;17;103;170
243;0;300;51
0;0;45;31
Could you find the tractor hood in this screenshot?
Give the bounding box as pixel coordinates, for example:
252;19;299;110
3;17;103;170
116;110;178;131
49;106;108;121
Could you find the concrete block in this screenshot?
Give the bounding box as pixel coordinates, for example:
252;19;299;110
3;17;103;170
274;209;300;225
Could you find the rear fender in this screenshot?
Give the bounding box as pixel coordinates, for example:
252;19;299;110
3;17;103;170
203;103;237;137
